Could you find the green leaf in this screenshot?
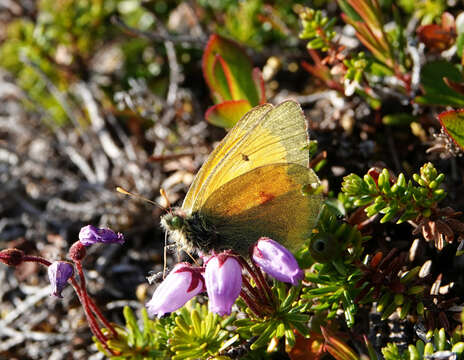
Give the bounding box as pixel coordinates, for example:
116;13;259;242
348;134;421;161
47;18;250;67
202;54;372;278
204;99;252;128
202;34;260;106
415;61;464;106
338;0;363;21
438;109;464;150
382;113;416;126
123;306;143;348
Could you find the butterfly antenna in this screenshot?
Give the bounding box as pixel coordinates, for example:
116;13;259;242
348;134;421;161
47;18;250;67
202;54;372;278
116;186;166;210
160;188;172;212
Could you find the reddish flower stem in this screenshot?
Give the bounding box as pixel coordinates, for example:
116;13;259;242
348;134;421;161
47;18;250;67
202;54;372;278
239;289;261;317
22;255;51;267
239;255;274;304
74;261;108;343
71;274;117;338
13;249;118;355
242;275;267;305
69;277;115;355
86;295;118;338
250;259;274;304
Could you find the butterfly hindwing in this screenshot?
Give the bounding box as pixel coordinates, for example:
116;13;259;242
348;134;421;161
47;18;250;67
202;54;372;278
200;163;323;255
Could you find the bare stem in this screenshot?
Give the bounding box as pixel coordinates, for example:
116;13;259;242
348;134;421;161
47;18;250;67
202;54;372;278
242;275;267;305
22;255;51;267
74;262;109;344
70;277;115;355
239;289;262;317
239;255;274;305
86;295;118;338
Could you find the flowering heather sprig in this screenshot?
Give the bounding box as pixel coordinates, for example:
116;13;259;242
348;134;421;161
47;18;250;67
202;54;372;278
0;224;125;356
79;225;125;246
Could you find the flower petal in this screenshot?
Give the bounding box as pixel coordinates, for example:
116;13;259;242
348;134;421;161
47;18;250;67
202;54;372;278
79;225;125;246
204;253;242;316
146;263;204;318
252;237;303;286
48;261;74;298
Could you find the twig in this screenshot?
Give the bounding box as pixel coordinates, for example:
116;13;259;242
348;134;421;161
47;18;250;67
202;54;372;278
274;90;337;105
0;286;51;326
12;193;62;228
151;14;182;109
0;326;71;352
106;113;137;161
406;41;422;95
73;82;123;161
111;15;207;46
105;300;143;310
20;55;109;183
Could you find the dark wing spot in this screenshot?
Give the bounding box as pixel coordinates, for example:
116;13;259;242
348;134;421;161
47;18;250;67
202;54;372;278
241;153;250;161
258;191;275;205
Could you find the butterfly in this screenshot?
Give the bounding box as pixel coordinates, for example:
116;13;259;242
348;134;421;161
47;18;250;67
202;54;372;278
161;100;323;256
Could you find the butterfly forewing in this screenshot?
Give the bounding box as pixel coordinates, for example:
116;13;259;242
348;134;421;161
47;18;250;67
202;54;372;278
184;101;310;212
182;103;273;212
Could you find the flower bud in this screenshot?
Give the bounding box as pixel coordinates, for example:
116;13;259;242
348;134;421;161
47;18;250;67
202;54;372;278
204;253;242;316
0;248;25;267
68;241;86;261
146;263;205;318
48;261;74;298
252;237;304;286
79;225;124;246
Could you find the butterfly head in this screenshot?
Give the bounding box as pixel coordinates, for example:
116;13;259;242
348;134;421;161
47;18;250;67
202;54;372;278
161;209;220;255
161;209;187;232
162;212;184;231
160;209;194;253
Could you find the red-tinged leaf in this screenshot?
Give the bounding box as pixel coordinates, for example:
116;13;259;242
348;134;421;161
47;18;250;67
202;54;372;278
302;50;344;92
369;251;383;268
340;14;393;69
443;77;464;95
202;34;260;105
204;99;251;128
346;0;381;32
252;68;266;104
363;335;378;360
288;331;324;360
211;54;235;102
417;24;455;52
438;109;464;150
320;327;359;360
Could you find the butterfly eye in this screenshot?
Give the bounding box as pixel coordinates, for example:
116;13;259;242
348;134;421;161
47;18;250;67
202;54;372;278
170;216;184;230
309;233;339;263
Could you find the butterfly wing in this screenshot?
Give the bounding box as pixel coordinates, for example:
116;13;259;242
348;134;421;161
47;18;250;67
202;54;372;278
183;100;310;212
182;103;273;211
200;163;323;255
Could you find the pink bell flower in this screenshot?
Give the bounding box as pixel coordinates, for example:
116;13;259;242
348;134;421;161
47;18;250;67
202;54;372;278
146;263;205;318
204;253;242;316
252;237;304;286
